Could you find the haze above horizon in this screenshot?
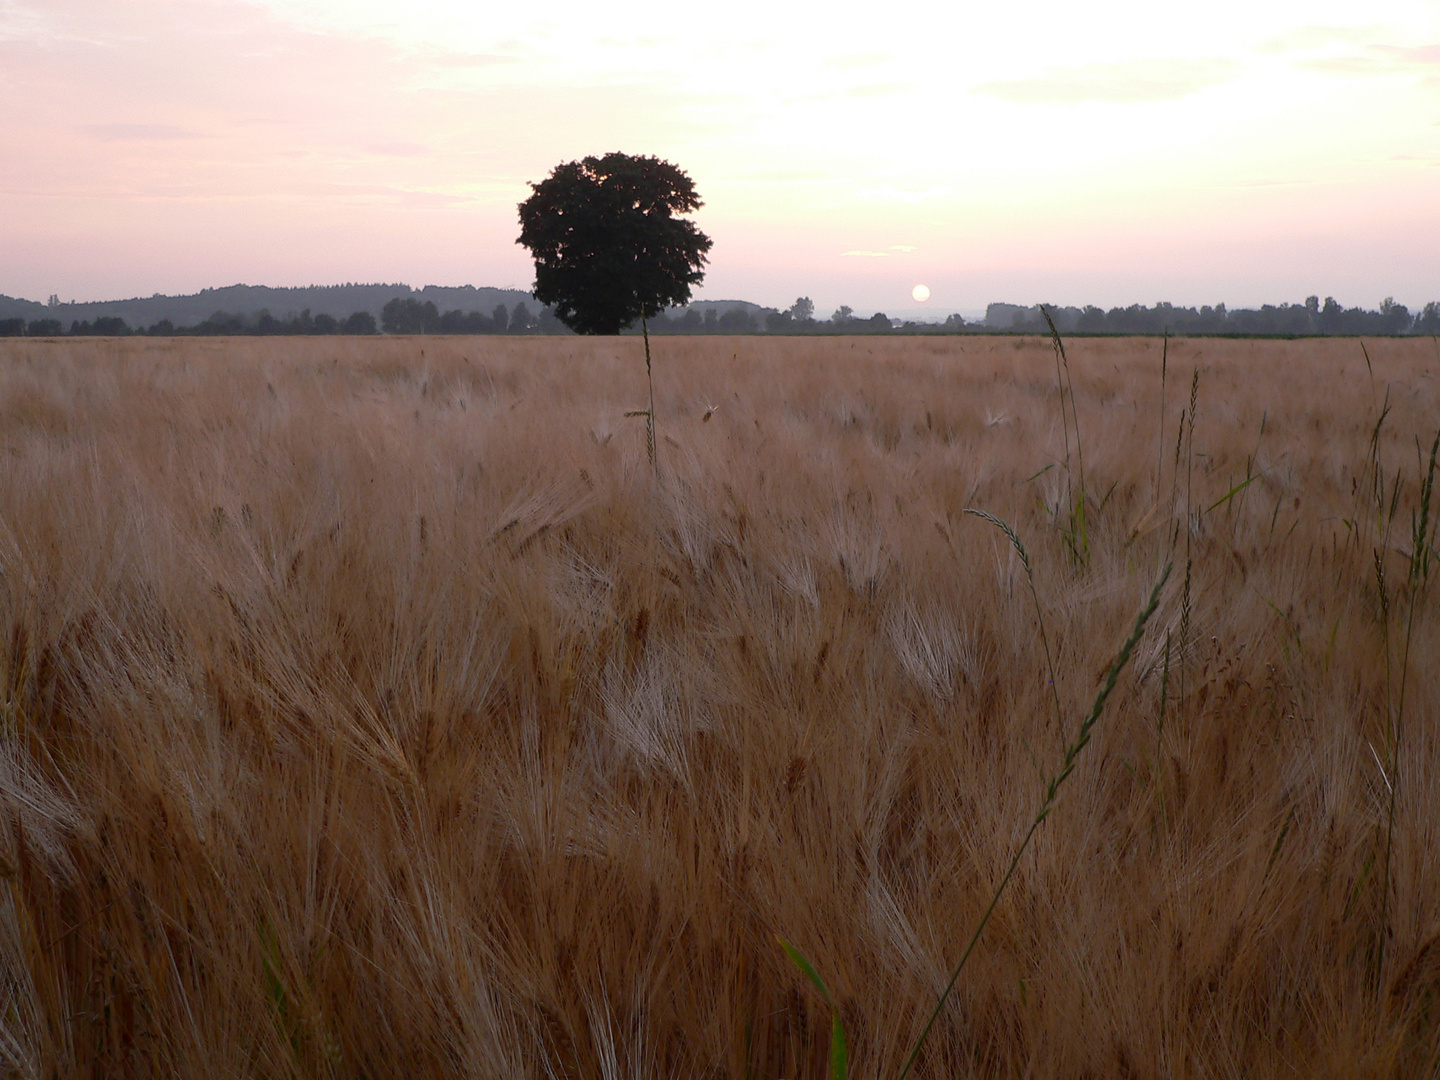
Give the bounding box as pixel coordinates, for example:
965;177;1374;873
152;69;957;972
3;0;1437;315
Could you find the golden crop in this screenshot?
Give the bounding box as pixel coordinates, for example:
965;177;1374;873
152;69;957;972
0;333;1436;1078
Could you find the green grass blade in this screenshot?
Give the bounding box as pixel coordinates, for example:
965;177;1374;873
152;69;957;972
894;562;1171;1080
778;936;848;1080
1207;473;1259;513
778;936;836;1005
828;1013;848;1080
964;509;1063;732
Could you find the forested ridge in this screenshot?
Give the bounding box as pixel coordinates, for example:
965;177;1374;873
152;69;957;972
2;287;1435;337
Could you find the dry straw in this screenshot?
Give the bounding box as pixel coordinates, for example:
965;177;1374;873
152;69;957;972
0;333;1437;1079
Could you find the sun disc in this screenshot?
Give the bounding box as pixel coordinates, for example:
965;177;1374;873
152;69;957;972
912;284;930;302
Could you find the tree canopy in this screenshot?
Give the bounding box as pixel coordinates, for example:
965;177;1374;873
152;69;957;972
516;153;713;335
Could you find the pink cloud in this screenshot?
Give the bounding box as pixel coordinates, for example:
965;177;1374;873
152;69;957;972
975;58;1241;105
1297;41;1440;79
84;123;206;141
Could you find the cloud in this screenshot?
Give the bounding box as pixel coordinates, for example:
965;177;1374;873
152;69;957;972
364;141;432;157
1374;43;1440;70
429;51;525;68
821;53;889;72
1257;25;1440;83
314;182;476;207
855;184;950;205
729;167;836;184
842;82;909;98
1256;25;1386;54
975;58;1240;105
1391;44;1440;63
1296;42;1440;82
83;123;204;141
1298;56;1391;76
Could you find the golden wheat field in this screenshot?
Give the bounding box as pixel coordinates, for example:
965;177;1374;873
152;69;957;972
0;332;1437;1079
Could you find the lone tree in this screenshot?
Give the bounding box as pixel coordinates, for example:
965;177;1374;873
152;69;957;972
517;152;712;335
518;152;712;473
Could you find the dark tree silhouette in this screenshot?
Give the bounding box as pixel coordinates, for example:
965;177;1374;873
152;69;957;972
1418;302;1440;335
341;312;378;335
516;153;712;335
718;307;755;333
381;298;439;334
70;317;129;336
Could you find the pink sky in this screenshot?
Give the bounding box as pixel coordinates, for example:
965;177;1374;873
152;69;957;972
3;0;1438;316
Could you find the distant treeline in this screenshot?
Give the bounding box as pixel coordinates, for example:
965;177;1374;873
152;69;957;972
375;298;568;334
985;296;1438;336
0;299;568;338
638;302;899;335
0;311;379;338
0;282;536;335
3;294;1437;338
620;295;1440;336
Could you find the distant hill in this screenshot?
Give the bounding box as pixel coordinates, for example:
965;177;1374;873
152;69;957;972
678;299;775;318
0;283;539;332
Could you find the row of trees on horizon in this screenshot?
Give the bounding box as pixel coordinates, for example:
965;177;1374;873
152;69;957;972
2;295;1437;339
997;296;1434;337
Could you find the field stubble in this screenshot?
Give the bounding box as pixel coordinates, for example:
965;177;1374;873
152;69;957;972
0;333;1437;1078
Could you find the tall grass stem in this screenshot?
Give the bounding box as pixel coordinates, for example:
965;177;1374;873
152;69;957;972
895;561;1172;1080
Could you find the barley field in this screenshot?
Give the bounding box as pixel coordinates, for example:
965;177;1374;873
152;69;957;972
0;333;1437;1079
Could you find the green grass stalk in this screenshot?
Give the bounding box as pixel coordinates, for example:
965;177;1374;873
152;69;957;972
893;561;1172;1080
1377;427;1440;981
643;315;658;478
963;508;1064;733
